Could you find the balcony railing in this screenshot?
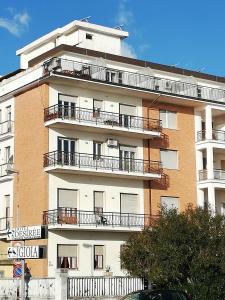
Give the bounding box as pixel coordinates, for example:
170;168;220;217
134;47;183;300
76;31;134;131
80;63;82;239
197;129;225;142
0;217;12;231
43;151;162;175
0;121;13;137
199;169;225;181
44;104;162;133
0;163;8;177
43;58;225;103
43;208;157;228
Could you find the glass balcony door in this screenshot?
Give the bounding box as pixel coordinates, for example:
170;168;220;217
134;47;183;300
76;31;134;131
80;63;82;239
119;145;136;172
58;138;76;165
58;94;77;119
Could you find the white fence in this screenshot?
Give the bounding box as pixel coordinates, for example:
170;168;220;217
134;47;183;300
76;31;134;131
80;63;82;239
0;277;55;299
0;273;145;299
68;276;145;298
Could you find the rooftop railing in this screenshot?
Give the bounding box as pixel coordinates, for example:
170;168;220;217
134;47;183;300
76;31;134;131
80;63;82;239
44;104;162;133
0;121;13;137
197;129;225;142
43;58;225;103
43;208;157;228
43;151;162;175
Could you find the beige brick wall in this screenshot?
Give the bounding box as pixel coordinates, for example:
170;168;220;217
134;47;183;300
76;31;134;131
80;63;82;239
143;100;197;216
14;84;49;276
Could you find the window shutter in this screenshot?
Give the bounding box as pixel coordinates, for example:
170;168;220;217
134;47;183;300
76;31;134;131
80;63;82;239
120;104;136;116
161;197;179;210
95;245;103;255
58;245;77;257
168;111;177;129
120;145;136;153
58;94;77;103
58;189;77;208
159;110;167;127
94;192;103;208
160;150;178;169
93;100;103;109
121;194;138;214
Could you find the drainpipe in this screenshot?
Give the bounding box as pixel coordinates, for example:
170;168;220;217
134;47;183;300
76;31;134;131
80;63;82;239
148;138;152;216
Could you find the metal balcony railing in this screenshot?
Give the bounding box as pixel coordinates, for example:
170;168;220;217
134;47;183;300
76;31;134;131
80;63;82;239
44;104;162;133
0;163;8;177
199;169;225;181
43;151;162;175
43;208;157;228
197;129;225;142
43;58;225;103
0;217;12;231
0;121;13;136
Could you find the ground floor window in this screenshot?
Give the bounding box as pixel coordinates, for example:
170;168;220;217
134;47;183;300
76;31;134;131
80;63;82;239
94;245;104;269
57;244;78;269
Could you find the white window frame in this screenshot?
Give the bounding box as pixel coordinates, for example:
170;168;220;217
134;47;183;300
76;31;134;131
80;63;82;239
160;196;179;211
160;149;178;169
160;110;177;129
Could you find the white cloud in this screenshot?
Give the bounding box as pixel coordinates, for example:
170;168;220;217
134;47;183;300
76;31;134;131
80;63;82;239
121;42;137;58
115;0;134;27
0;11;30;37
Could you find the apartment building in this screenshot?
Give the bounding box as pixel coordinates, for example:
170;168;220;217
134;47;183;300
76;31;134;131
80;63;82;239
0;19;224;277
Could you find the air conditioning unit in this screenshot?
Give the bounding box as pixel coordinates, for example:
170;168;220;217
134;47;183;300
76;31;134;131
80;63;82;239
107;139;118;148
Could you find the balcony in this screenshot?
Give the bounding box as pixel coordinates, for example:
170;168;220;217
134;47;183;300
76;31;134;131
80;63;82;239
43;58;225;104
43;208;157;232
43;151;162;180
0;163;13;182
197;129;225;143
0;217;12;237
0;121;14;141
44;105;162;138
199;169;225;181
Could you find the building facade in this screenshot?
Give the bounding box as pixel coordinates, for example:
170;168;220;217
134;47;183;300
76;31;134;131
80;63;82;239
0;19;224;277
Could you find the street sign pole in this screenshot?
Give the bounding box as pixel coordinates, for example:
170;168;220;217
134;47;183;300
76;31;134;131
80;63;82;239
21;258;25;300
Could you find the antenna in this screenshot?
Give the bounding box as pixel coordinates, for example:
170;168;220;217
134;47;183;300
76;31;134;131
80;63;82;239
80;16;91;23
114;25;124;30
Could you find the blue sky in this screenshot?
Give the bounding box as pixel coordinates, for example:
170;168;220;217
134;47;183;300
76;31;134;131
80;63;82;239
1;0;225;77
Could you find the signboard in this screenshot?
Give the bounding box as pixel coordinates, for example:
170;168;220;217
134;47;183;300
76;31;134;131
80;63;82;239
13;261;22;278
8;246;41;259
7;226;46;241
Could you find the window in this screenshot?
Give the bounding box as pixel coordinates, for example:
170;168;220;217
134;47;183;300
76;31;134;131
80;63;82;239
94;191;104;214
58;189;77;209
160;149;178;169
159;110;176;129
6;106;11;121
119;104;136;128
58;189;77;224
106;70;122;84
58;94;77;119
120;193;138;214
5;195;10;229
119;145;136;171
93;141;102;160
5;146;10;163
57;138;76;165
161;196;179;211
93;99;103;117
86;33;93;40
57;244;78;269
94;245;104;269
